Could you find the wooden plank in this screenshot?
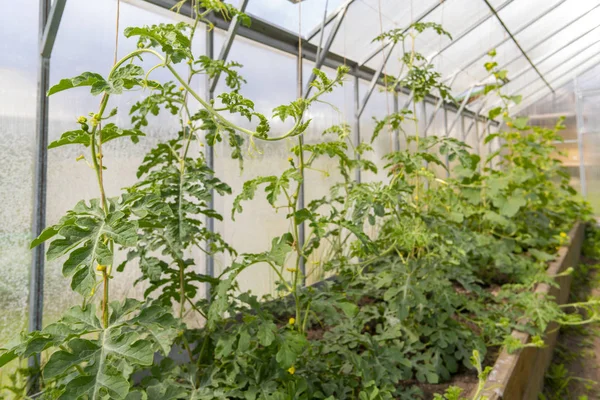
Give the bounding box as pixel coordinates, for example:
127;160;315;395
481;222;585;399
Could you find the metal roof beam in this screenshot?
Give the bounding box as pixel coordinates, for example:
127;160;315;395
40;0;67;58
481;0;556;92
358;0;446;67
357;42;397;118
208;0;249;94
306;0;356;41
141;0;497;125
509;37;600;88
505;49;600;104
304;0;352;97
493;6;600;78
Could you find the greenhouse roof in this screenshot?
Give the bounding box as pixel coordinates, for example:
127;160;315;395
141;0;600;117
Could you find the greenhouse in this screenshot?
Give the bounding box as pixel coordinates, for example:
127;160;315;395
2;0;600;398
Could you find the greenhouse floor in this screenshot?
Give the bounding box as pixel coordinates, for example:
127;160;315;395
541;257;600;399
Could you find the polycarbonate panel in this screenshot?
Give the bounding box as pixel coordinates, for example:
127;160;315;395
324;0;439;65
247;0;345;36
520;20;600;71
359;80;397;183
513;0;600;51
582;94;600;212
0;0;37;347
410;0;490;60
301;62;354;285
499;0;566;34
45;0;206;325
504;39;600;101
212;36;297;298
431;16;505;80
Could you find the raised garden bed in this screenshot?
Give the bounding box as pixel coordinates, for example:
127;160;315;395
478;222;585;400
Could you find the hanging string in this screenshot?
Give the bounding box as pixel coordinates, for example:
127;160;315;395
376;0;392;149
113;0;121;65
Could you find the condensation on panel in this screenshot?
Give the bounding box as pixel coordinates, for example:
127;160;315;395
0;0;38;345
44;0;206;325
211;35;296;298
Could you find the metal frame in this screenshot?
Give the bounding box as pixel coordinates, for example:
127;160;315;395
574;77;587;196
358;0;446;67
204;25;215;292
25;0;600;352
439;0;566;90
480;0;555;92
29;0;67;389
496;4;600;75
304;0;352;96
507;49;600;108
306;0;356;41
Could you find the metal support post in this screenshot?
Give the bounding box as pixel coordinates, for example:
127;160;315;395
393;91;400;151
353;74;361;183
574;78;587;196
205;26;215;291
29;0;67;389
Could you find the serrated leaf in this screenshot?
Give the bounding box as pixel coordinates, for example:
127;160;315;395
276;331;307;369
48;72;106;96
48;130;92;149
257;321;276;346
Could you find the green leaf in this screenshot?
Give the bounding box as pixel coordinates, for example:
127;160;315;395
48;130;92;149
337;301;358;318
45;199;138;296
276;331;307;369
44;339;100;379
100;123;145;145
488;107;502;121
257;321;276;346
48;72;106;96
513;116;529;130
499;193;526;217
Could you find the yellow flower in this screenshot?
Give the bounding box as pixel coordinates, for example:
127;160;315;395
286;267;298;273
288;317;295;325
287;366;295;374
287;157;293;162
77;116;87;124
179;86;185;91
96;264;107;272
75;154;85;162
559;232;567;238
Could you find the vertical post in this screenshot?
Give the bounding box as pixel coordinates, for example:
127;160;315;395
444;106;450;176
205;26;215;293
421;101;427;138
460;114;466;141
574;78;587;196
353;73;361;183
297;50;306;282
393;91;399;152
29;0;51;387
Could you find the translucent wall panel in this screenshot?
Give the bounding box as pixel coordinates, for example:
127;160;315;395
212;36;296;298
0;0;37;346
582;93;600;212
247;0;344;36
45;0;205;325
301;62;354;285
359;80;396;183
